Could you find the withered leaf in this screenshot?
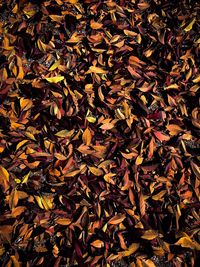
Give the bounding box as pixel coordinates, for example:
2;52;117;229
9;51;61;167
45;76;65;83
82;128;92;146
91;240;104;248
141;230;158;240
108;214;126;225
1;1;199;266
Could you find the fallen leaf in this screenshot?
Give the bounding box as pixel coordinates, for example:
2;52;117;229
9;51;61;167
45;76;64;83
91;240;104;248
108;214;126;225
82;128;92;145
141;230;158;240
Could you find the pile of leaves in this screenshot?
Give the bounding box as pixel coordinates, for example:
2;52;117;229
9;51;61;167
0;0;200;266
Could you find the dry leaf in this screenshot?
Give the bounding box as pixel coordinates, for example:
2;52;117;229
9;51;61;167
82;128;92;146
141;230;158;240
45;76;64;83
108;214;126;225
91;240;104;248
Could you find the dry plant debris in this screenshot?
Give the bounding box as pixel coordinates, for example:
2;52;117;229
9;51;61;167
0;0;200;266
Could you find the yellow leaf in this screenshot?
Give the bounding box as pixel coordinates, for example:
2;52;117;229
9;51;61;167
25;132;36;140
135;155;143;165
89;166;103;176
20;98;33;110
16;140;29;151
22;171;31;184
55;129;73;138
175;236;200;250
35;196;44;209
49;59;61;71
141;230;158;240
56;218;72;225
165;84;179;90
23;3;37;18
152;190;166;201
17;67;24;80
86;116;96;123
12;4;18;13
45;76;64;83
82;128;92;145
184;18;196;32
37;39;47;52
118;243;139;258
42;195;54;210
124;30;137;37
3;36;14;51
66;32;80;43
104;173;115;185
0;165;9;182
192;74;200;83
144;49;153;58
108;214;126;225
91;239;104;248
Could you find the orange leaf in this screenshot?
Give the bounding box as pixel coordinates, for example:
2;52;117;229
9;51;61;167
166;124;183;136
139;194;146;217
91;240;104;248
100;123;115;130
108;214;126;225
56;218;72;225
82;128;92;145
90;20;103;30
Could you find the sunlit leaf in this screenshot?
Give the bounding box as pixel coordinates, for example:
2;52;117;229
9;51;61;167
45;76;64;83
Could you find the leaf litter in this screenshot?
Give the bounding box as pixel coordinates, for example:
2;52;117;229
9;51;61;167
0;0;200;266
